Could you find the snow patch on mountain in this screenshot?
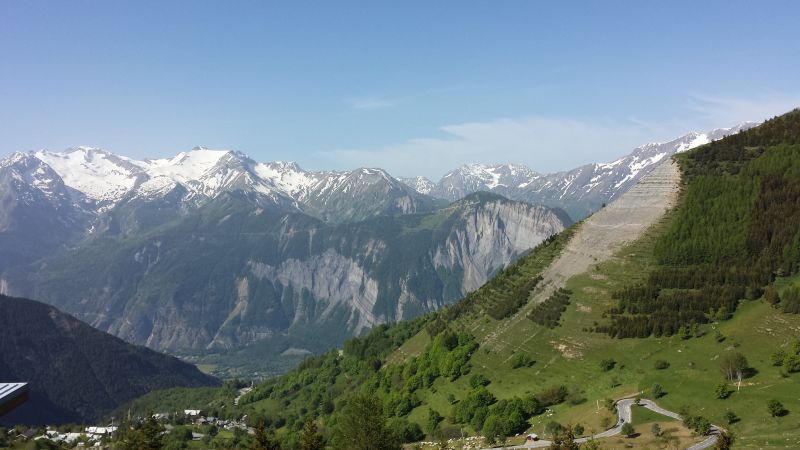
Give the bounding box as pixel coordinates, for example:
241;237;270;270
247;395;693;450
144;148;231;184
34;147;142;202
254;161;317;197
398;176;435;195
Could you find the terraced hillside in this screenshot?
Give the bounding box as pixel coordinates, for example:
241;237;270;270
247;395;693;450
481;160;681;355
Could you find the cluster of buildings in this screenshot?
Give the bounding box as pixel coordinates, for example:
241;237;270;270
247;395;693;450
177;409;252;432
35;426;117;446
6;410;252;448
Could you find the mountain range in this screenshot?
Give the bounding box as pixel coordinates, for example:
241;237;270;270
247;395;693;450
0;123;754;376
400;123;756;219
0;150;567;377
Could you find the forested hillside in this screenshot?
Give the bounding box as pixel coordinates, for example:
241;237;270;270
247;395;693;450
0;295;219;425
602;109;800;338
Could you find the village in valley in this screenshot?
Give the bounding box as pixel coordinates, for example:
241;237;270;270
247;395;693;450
3;409;253;448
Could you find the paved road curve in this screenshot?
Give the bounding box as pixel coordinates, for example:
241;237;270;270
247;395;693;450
484;397;721;450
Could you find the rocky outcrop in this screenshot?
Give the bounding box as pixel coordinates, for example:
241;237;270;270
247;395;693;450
247;249;381;333
433;198;568;292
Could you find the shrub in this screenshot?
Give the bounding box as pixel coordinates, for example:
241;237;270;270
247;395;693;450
544;421;565;438
510;353;535;369
771;350;788;366
768;399;787;417
765;286;781;307
684;415;711;435
714;381;732;399
621;422;635;437
650;423;662;437
567;389;587;405
781;286;800;313
536;385;568;407
654;360;670;370
469;374;490;388
785;355;800;372
599;359;616;372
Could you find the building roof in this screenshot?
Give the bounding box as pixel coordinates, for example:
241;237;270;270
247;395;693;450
0;382;28;416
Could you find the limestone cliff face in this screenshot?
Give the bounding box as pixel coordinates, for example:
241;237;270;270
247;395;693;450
433;199;568;292
4;193;569;354
194;197;569;352
247;249;381;333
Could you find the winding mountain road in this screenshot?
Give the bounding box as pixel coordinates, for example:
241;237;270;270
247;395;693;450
485;397;721;450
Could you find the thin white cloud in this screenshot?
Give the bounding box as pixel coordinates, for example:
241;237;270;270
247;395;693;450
317;91;800;180
314;116;655;179
346;96;399;111
686;92;800;128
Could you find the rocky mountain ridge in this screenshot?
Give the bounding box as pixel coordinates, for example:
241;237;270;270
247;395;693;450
402;123;758;219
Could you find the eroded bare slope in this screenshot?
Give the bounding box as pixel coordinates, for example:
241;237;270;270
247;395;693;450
484;159;681;350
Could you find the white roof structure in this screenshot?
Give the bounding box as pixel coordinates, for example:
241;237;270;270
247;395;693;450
0;383;28;416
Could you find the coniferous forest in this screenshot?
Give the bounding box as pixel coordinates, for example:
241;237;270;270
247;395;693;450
600;110;800;338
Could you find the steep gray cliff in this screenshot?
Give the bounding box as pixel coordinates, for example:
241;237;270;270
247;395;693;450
4;193;569;358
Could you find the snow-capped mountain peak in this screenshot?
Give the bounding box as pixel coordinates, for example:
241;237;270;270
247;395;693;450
33;147;144;202
398;176;435;195
254;160;316;198
1;121;759;224
401;122;759;219
144;148;233;181
431;163;540;201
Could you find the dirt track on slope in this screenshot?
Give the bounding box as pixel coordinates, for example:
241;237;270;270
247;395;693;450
494;397;721;450
484;159;681;351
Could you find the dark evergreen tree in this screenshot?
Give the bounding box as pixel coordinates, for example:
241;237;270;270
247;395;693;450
300;420;324;450
333;394;400;450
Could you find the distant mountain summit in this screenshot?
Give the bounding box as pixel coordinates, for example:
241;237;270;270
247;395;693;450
4;123;755;224
15;146;435;224
0;294;218;425
402;123;758;220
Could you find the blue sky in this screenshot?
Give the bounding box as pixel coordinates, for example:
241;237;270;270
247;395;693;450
1;1;799;179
